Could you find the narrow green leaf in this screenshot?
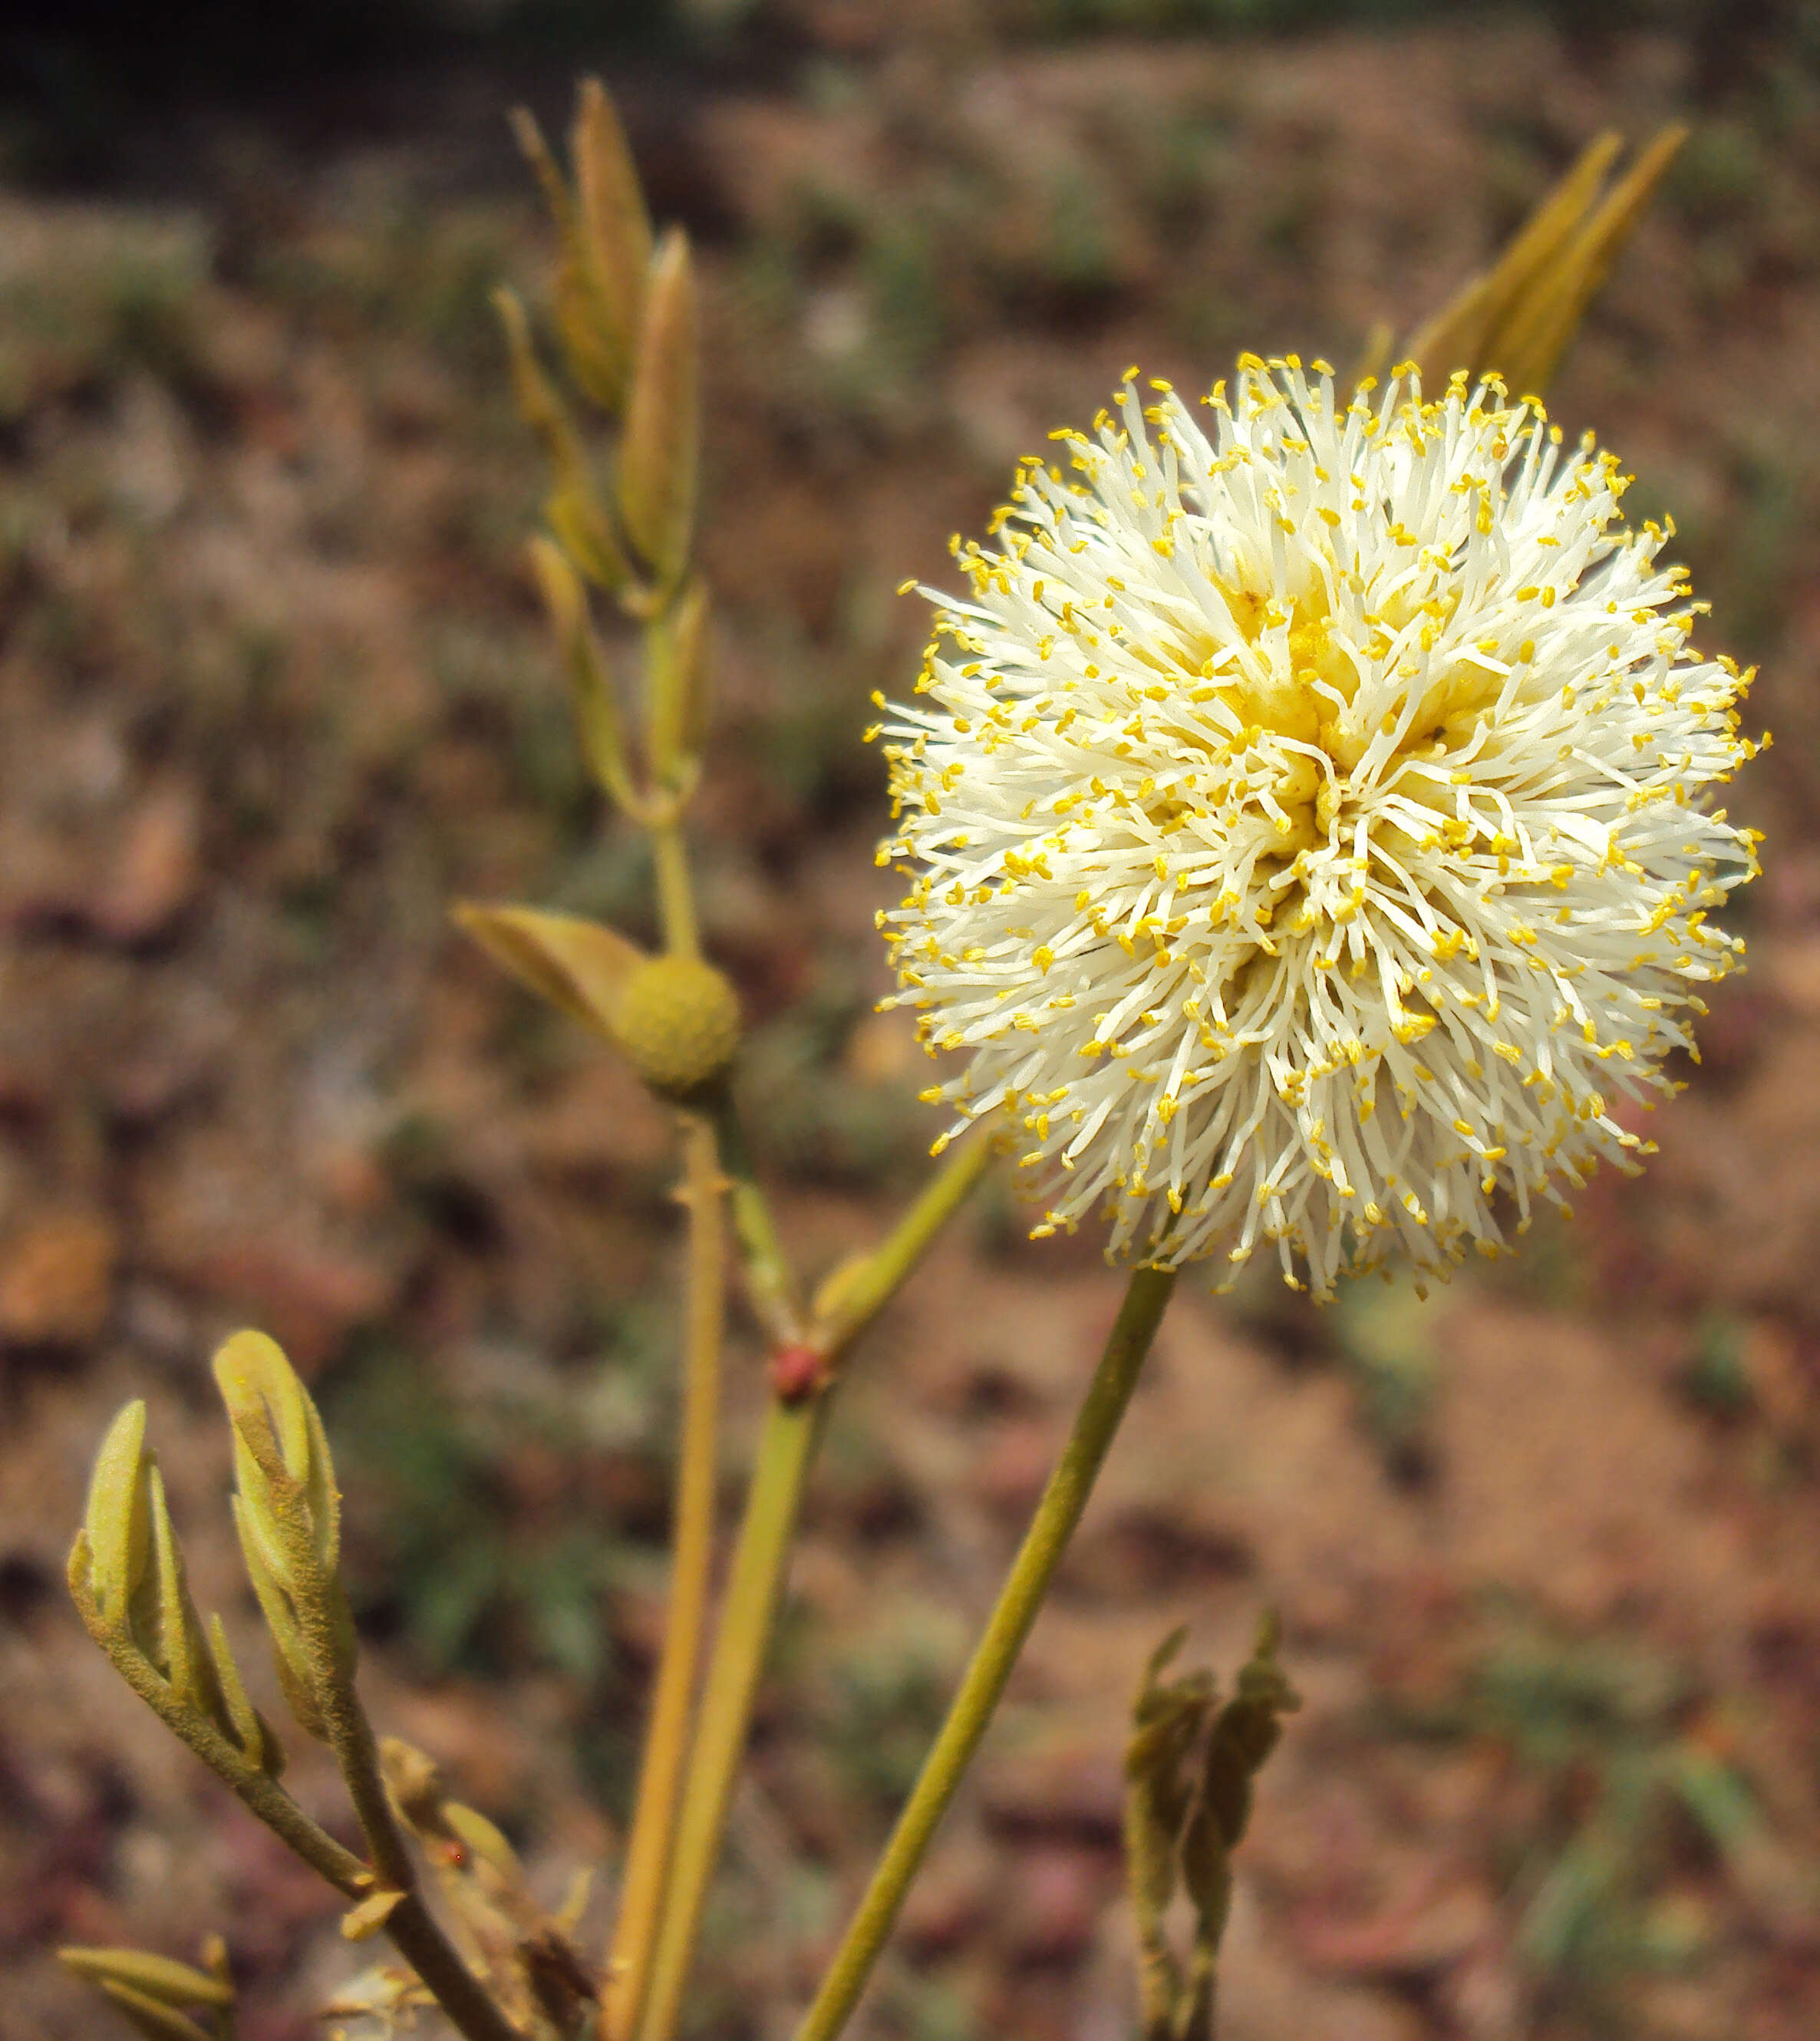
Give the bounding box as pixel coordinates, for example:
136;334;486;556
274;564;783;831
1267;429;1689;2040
93;1980;215;2041
207;1613;285;1778
529;534;635;807
493;287;630;594
59;1948;233;2011
1493;124;1687;396
1404;127;1684;400
1406;133;1621;385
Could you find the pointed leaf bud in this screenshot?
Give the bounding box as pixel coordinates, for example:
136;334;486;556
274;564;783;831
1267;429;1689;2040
76;1400;153;1640
546;483;631;597
341;1889;407;1942
528;534;633;807
213;1330;339;1581
618;229;699;592
615;953;740;1099
510;85;651;415
453;902;646;1036
509;102;581;256
568;77;652;404
213;1330;354;1735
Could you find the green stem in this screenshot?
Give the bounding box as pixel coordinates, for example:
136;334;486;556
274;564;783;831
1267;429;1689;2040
74;1592;519;2041
602;1113;727;2041
651;822;699;962
792;1264;1179;2041
384;1898;523;2041
310;1604;523;2041
635;1393;825;2041
73;1607;368;1897
813;1127;998;1362
711;1093;803;1344
635;1129;1001;2041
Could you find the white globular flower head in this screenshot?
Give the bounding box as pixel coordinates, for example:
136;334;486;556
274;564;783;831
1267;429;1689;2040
873;357;1765;1298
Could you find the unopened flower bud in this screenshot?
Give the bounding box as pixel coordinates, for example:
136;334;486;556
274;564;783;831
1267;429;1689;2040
615;954;740;1098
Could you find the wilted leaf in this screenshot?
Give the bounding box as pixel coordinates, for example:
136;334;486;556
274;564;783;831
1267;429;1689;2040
453;902;646;1037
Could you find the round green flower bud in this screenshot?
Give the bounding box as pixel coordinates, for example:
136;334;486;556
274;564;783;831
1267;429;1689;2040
615;955;740;1097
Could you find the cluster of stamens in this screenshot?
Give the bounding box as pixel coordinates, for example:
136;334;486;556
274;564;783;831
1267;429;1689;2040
874;358;1763;1296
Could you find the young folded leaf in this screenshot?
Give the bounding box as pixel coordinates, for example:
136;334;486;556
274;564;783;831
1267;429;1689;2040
493;285;631;596
213;1330;341;1581
213;1330;356;1733
207;1611;286;1776
144;1462;227;1729
568;77;654;405
77;1399;153;1639
511;82;651;414
646;575;711;791
1122;1618;1300;2041
529;534;635;808
69;1400;291;1772
618;230;700;593
229;1490;329;1740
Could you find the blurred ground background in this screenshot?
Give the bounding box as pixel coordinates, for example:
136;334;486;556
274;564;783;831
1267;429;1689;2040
2;2;1818;2037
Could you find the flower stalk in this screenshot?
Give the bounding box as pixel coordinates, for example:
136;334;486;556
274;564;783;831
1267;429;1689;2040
635;1385;826;2041
632;1125;1003;2041
790;1264;1177;2041
602;1112;729;2041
